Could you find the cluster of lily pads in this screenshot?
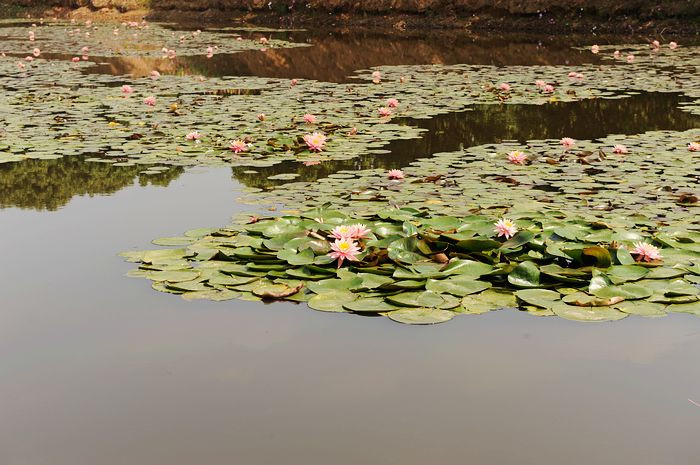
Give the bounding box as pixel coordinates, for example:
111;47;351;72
1;36;699;173
121;207;700;324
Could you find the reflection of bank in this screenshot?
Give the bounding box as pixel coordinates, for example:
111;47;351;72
231;92;699;189
0;156;184;211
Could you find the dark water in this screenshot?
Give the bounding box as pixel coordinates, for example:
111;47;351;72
1;28;700;465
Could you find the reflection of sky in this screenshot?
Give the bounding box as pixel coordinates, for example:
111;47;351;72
1;167;699;465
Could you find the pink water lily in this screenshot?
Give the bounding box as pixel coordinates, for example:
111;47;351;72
349;224;372;239
303;113;316;124
303;132;326;152
386;98;399;108
535;79;546;88
494;218;518;240
688;142;700;152
378;107;393;117
630;242;662;262
613;144;628;154
71;56;80;62
303;160;321;166
143;96;156;106
150;70;160;80
121;85;134;95
348;127;358;136
560;137;576;148
507;150;527;165
291;78;298;86
590;44;600;54
25;56;34;61
499;82;511;92
230;139;249;153
626;54;635;63
669;41;678;49
330;225;354;240
32;48;40;57
651;40;660;49
328;238;361;268
543;84;555;93
257;113;266;122
613;50;621;59
387;169;404;180
185;131;202;141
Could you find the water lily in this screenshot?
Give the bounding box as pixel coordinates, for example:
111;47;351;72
494;218;518;239
386;98;399;108
349;224;372;239
303;132;326;152
348;127;358;136
688;142;700;152
626;54;635;63
303;113;316;124
328;238;360;268
185;131;202;141
543;84;555;93
257;113;266;122
121;85;134;95
303;160;321;166
388;169;404;180
206;46;214;58
230;139;249;153
613;50;621;59
591;44;600;54
560;137;576;148
378;107;393;117
330;225;354;239
150;70;160;80
25;56;33;61
143;96;156;106
612;144;628;154
630;242;662;262
32;47;40;57
71;56;80;62
669;41;678;49
291;78;298;86
507;150;527;165
535;79;546;88
499;82;511;92
259;37;269;45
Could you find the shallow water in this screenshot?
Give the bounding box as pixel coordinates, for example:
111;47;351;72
1;27;700;465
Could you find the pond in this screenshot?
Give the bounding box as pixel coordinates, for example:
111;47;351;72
1;20;699;465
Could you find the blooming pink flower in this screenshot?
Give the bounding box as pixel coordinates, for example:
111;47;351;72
494;218;518;239
349;224;372;239
626;54;635;63
567;71;578;78
32;48;40;57
348;127;358;136
591;44;600;54
651;40;660;49
669;41;678;50
25;56;34;61
612;144;628;154
17;62;25;70
257;113;266;122
499;82;511;92
399;76;406;83
387;169;404;180
230;139;249;153
560;137;576;148
81;55;88;60
166;49;176;59
507;150;528;165
613;50;621;59
372;71;381;80
303;113;316;124
206;46;214;58
386;98;399;108
303;132;327;152
543;84;555;93
303;160;321;166
688;142;700;152
291;78;298;86
121;85;134;95
535;79;546;88
328;238;360;267
185;131;202;141
150;70;160;80
143;96;156;106
330;225;354;240
630;242;662;262
259;37;269;45
81;46;89;53
378;107;393;117
71;56;80;62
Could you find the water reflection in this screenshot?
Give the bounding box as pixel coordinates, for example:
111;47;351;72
0;156;183;211
231;91;700;188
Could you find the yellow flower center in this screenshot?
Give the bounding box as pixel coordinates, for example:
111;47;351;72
338;242;350;252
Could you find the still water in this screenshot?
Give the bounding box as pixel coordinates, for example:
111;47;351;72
0;26;699;465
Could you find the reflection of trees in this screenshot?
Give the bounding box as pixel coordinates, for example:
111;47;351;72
0;156;184;211
231;92;699;189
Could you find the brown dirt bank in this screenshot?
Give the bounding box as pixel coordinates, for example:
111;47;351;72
6;0;700;34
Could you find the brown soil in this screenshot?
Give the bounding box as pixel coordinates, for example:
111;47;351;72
4;0;699;34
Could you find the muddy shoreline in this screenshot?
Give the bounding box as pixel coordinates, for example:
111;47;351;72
4;1;699;35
